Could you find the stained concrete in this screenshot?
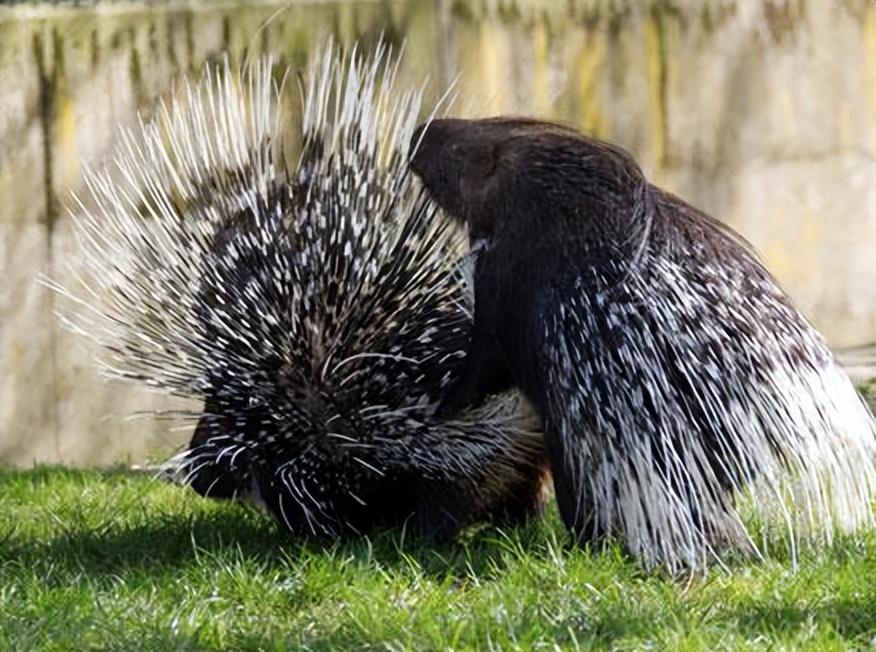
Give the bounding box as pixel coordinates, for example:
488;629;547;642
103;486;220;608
0;0;874;465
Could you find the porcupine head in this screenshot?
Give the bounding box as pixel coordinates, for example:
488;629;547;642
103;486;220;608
408;118;646;421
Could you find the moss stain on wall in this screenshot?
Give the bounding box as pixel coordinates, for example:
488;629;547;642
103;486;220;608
1;0;873;465
576;32;608;139
644;5;668;176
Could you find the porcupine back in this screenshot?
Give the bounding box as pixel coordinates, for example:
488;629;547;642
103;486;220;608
544;182;876;572
52;45;547;539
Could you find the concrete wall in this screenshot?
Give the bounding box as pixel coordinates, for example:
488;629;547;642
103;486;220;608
1;0;874;466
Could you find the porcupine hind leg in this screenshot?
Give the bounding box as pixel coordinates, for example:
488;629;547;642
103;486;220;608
400;480;482;541
183;397;246;500
401;470;549;539
545;423;608;546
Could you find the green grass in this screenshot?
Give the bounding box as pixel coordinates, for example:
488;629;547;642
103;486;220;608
1;467;874;651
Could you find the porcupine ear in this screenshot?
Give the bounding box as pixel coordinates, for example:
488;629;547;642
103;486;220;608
457;138;504;239
457;140;499;180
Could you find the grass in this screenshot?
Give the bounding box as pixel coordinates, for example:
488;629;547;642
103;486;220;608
1;467;875;651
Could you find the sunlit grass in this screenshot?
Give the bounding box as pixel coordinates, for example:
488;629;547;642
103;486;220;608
1;466;874;651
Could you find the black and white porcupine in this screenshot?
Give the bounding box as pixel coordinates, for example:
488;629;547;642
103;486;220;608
52;48;548;540
410;117;876;572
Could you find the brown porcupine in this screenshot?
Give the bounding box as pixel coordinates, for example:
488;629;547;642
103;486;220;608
50;48;549;540
408;117;876;571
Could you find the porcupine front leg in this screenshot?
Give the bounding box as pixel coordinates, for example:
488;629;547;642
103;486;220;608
436;326;513;418
436;270;514;418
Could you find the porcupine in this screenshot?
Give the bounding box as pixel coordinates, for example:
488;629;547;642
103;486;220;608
408;117;876;572
51;47;549;540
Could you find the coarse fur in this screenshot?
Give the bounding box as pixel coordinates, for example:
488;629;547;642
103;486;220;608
50;49;548;540
409;116;876;572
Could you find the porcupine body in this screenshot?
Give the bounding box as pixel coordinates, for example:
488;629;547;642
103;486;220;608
408;117;876;572
52;49;548;540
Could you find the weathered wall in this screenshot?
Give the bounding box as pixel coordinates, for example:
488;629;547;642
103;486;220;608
1;0;874;466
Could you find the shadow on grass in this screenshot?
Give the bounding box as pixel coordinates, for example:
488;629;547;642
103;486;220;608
2;466;571;584
5;467;875;649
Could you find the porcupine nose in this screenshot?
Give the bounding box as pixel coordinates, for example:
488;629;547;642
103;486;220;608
408;122;430;175
409;119;459;178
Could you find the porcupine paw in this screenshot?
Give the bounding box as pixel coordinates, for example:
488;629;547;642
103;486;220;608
567;514;609;548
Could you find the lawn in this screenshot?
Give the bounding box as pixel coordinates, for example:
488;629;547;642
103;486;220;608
1;467;874;651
